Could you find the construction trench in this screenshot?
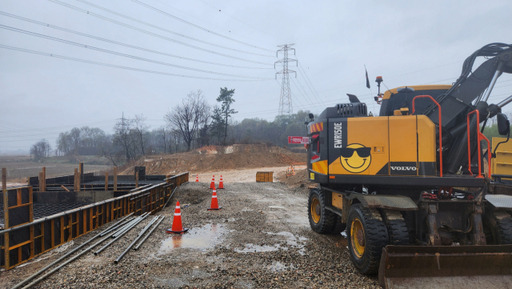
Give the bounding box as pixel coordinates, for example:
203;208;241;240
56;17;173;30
0;164;190;287
0;164;383;288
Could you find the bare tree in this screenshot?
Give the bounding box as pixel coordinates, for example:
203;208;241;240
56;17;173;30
165;90;210;151
70;127;81;154
30;139;51;161
133;114;148;156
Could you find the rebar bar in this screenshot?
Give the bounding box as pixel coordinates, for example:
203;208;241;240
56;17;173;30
93;213;149;255
112;212;149;238
137;215;160;237
99;215;135;237
111;218;139;238
13;213;134;289
133;216;165;251
163;186;178;208
114;216;161;264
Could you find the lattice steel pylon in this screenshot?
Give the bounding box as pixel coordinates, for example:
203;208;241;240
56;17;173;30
275;44;297;115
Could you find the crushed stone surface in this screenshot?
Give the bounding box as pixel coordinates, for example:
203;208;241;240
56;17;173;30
0;181;380;288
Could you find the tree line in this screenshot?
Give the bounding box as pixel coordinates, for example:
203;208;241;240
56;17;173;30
30;88;311;163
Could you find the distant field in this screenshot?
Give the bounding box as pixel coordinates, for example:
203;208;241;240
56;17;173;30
0;155;113;182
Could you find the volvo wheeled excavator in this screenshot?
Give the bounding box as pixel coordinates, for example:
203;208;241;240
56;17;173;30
307;43;512;288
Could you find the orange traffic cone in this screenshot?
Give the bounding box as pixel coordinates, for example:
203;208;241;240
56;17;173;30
218;175;224;189
210;175;215;189
166;201;189;234
207;188;222;210
195;174;199;182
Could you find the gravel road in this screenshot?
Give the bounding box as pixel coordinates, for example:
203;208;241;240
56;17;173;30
1;181;380;288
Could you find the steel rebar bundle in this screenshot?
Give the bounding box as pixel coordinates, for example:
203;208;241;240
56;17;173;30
114;215;163;264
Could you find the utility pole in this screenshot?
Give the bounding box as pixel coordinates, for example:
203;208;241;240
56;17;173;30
275;44;297;115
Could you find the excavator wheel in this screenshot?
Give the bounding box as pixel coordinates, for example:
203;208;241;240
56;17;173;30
494;212;512;244
308;188;342;234
382;211;410;245
347;204;388;275
485;210;512;244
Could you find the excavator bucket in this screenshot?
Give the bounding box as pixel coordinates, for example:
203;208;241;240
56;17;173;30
378;245;512;289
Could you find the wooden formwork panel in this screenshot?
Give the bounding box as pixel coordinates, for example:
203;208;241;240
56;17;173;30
1;172;188;270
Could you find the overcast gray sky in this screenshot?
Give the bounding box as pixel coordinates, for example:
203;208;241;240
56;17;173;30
1;0;511;154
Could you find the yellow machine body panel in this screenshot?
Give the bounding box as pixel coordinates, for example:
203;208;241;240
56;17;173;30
311;160;328;175
331;192;344;210
327;115;436;177
328;117;389;176
382;85;452;100
492;137;512;178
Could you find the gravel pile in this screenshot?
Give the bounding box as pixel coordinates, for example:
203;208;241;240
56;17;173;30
1;182;380;288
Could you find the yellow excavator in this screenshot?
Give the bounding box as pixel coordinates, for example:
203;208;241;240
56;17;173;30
306;43;512;288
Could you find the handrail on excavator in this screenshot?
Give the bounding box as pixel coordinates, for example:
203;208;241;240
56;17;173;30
412;95;443;177
467;110;492;178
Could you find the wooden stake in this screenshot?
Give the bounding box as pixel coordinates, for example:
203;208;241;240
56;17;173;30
3;168;10;267
79;162;84;190
105;172;109;191
74;168;80;192
40;167;46;192
114;167;118;191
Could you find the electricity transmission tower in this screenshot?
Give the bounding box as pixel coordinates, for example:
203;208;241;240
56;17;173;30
275;44;297;115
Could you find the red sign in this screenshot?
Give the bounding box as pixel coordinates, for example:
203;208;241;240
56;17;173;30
288;136;310;144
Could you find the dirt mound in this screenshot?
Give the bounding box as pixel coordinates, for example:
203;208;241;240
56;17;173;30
124;144;306;176
276;168;312;188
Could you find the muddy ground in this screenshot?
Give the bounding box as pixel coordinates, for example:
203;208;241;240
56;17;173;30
0;180;380;288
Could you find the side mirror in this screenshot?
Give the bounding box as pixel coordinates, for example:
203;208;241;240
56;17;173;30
497;113;510;135
305;113;315;125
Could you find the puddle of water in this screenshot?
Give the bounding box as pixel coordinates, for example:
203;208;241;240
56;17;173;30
158;223;227;254
271;231;308;255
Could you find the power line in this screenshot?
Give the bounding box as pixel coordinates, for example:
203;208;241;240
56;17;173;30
294;73;317;104
0;10;271;70
74;0;273;58
298;64;321;100
0;119;117;134
131;0;273;53
47;0;270;65
0;44;273;81
0;24;268;79
195;0;273;42
290;77;314;107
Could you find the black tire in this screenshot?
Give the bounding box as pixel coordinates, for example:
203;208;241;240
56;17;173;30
383;212;410;245
495;212;512;244
347;204;388;275
308;188;341;234
484;210;512;244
